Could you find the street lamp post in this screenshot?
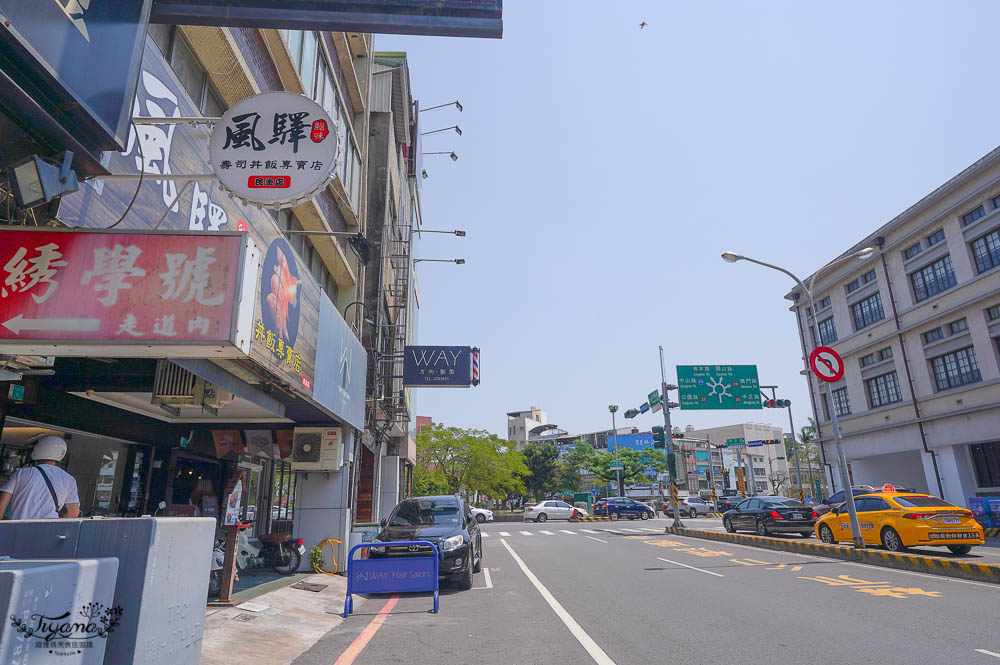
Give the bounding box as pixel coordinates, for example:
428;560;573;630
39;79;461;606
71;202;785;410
609;405;620;495
721;247;874;549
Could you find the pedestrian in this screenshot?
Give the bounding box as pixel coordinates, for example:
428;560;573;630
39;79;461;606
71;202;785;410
0;436;80;520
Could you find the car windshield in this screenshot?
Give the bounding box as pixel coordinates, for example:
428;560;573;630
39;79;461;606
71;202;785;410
891;495;956;508
389;499;461;526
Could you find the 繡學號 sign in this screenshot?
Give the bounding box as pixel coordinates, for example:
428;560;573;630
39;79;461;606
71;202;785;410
209;91;338;206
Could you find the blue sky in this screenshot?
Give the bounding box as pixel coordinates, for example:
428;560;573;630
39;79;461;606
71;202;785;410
378;1;1000;439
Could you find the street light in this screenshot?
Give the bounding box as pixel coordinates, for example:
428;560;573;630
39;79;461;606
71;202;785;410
413;258;465;264
414;228;466;237
721;246;875;548
422;100;463;113
423;151;458;162
422;126;462;136
609;405;620;495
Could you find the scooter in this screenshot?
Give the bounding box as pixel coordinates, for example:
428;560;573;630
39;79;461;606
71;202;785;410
208;539;227;597
233;524;304;574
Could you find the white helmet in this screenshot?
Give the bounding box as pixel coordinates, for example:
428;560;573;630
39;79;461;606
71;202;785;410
31;435;67;462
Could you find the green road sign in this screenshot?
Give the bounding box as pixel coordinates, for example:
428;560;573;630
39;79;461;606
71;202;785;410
725;437;745;447
648;390;661;407
676;365;762;410
7;384;24;401
624;408;639;419
609;461;624;470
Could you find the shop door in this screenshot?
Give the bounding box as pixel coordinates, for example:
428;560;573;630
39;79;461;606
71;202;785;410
356;445;375;522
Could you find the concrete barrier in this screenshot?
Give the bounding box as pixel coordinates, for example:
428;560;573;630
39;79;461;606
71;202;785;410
664;527;1000;585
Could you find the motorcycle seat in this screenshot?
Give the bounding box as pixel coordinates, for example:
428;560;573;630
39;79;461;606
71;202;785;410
259;532;291;543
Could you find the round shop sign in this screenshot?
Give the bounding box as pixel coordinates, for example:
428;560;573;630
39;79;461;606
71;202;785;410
209;91;337;206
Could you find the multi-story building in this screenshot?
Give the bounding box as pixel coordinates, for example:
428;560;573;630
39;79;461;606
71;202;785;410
789;145;1000;509
682;423;790;495
507;407;550;450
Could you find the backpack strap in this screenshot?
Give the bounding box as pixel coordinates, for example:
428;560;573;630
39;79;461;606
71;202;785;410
35;465;62;514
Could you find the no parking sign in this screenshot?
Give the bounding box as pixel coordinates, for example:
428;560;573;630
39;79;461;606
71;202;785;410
809;346;845;383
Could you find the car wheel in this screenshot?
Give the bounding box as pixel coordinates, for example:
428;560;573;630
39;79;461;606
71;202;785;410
689;509;697;519
724;517;736;533
881;527;907;552
457;558;474;590
755;519;769;537
818;524;835;543
476;513;486;524
536;513;547;523
473;543;483;572
640;511;650;520
947;544;972;555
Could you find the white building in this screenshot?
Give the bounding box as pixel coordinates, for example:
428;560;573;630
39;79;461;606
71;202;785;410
789;145;1000;509
683;423;790;495
506;408;549;450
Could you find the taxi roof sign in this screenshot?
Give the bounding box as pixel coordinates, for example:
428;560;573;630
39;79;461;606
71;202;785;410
881;483;896;492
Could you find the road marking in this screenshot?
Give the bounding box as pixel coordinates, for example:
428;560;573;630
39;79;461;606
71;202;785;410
540;530;555;535
481;532;489;537
483;568;493;589
974;649;1000;658
582;529;600;534
584;535;608;544
333;595;399;665
620;528;642;533
730;558;772;566
559;529;576;535
640;528;658;532
499;531;511;537
520;531;534;536
501;540;617;665
656;557;725;577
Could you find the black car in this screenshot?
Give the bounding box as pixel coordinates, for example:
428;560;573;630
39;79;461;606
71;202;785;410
723;496;817;536
371;495;482;589
716;495;739;513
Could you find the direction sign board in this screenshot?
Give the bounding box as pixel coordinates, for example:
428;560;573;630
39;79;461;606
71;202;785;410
725;438;745;447
676;365;762;410
609;461;624;470
648;390;661;406
809;346;845;383
639;402;650;414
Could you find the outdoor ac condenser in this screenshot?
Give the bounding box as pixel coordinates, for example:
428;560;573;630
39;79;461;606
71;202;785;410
291;427;343;471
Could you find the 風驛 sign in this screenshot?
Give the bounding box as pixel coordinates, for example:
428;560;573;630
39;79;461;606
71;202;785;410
210;92;337;207
677;365;762;410
403;346;474;387
0;229;256;357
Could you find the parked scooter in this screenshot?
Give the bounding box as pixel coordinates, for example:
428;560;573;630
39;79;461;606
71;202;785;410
208;538;227;597
233;523;304;574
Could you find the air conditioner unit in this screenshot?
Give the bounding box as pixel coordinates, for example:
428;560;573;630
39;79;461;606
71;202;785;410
291;427;343;472
152;360;233;410
202;382;235;410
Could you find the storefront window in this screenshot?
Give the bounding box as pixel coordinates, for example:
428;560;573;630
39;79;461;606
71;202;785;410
271;461;296;524
970;442;1000;488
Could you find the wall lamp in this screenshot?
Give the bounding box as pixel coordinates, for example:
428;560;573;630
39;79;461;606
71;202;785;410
422;126;462;137
416;229;466;236
414;258;465;265
422;100;463;113
423;151;458;162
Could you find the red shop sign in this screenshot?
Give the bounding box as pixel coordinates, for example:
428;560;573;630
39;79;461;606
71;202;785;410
0;229;253;354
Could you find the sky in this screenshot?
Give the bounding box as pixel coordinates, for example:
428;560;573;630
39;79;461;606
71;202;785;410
377;0;1000;440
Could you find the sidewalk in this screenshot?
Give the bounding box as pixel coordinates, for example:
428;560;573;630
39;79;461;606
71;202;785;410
201;573;357;665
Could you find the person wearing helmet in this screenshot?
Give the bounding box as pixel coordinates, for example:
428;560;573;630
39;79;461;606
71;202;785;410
0;435;80;520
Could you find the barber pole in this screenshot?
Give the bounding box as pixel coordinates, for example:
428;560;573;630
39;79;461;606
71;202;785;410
471;347;480;386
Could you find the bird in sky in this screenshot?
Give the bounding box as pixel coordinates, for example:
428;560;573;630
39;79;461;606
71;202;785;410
639;21;648;29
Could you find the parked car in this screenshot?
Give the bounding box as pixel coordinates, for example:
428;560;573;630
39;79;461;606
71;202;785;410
524;500;587;522
814;487;984;554
370;495;482;590
723;496;818;536
471;507;493;523
593;497;655;520
813;486;875;517
716;496;739;513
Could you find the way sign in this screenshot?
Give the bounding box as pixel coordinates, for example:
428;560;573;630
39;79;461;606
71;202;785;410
809;346;845;383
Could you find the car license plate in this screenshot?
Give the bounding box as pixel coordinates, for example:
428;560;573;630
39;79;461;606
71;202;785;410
297;544;306;555
938;516;960;524
929;532;977;539
791;513;803;519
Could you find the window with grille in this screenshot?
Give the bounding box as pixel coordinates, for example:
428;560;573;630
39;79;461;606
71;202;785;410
817;296;831;310
878;346;893;361
866;372;902;407
851;292;885;330
861;270;877;284
987;304;1000;321
962;205;985;226
845;278;860;294
903;244;922;260
271;461;297;521
818;317;837;344
926;229;945;246
949;318;968;335
832;387;851;416
859;353;875;368
931;347;981;391
910;255;957;302
971;229;1000;274
923;328;943;344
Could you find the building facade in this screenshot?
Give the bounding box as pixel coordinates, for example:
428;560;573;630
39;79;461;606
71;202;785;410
682;423;790;495
790;145;1000;508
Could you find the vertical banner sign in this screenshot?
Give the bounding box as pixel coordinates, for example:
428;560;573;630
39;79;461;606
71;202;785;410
676;365;762;410
403;346;474;387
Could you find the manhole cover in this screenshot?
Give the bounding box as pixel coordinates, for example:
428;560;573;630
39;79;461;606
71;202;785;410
233;614;256;622
291;582;327;593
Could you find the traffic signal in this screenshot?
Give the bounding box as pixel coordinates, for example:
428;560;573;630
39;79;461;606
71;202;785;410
704;468;712;483
666;452;677;477
670;431;684;439
652;425;665;449
763;399;791;408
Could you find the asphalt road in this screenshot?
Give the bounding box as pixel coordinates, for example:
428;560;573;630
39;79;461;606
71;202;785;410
295;517;1000;665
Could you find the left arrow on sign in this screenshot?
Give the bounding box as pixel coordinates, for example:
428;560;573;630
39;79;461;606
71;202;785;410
3;315;101;335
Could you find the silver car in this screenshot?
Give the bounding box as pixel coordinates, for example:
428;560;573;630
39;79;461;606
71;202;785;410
678;496;713;518
524;500;587;522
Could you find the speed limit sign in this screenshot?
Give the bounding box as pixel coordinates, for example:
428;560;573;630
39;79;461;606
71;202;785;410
809;346;844;383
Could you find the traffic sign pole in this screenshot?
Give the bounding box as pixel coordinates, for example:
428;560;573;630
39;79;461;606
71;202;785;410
659;345;684;528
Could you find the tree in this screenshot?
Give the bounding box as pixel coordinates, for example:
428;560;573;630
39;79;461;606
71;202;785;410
522;442;559;500
589;447;667;496
552;440;595;494
785;418;826;498
414;423;527;499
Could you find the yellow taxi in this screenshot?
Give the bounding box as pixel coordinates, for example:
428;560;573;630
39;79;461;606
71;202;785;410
814;484;984;554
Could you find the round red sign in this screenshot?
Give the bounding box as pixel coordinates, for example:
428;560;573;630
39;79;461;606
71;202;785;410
809;346;845;383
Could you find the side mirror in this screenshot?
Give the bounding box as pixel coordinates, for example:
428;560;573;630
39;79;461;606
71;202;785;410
380;518;387;528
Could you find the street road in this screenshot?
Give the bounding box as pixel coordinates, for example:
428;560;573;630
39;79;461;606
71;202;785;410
295;518;1000;665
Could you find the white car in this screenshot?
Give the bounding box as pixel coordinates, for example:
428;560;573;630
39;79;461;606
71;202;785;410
471;507;493;523
523;500;588;522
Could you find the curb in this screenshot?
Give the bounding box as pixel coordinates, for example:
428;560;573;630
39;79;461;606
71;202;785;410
664;527;1000;585
985;528;1000;538
570;516;615;522
706;513;723;518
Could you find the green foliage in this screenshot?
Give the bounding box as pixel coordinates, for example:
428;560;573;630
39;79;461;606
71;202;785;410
414;423;527;499
589;447;667;496
308;545;325;572
522;442;559;499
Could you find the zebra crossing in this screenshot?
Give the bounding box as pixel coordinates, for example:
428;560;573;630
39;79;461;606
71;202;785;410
481;526;661;539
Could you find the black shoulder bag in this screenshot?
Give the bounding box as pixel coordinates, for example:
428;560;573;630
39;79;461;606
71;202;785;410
35;465;63;514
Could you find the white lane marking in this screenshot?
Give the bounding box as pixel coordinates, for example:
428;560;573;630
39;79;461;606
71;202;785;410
559;530;576;535
499;531;511;537
483;567;494;589
520;531;534;536
582;529;600;534
585;535;608;544
975;649;1000;658
640;528;658;532
540;530;555;535
656;556;725;578
481;532;490;537
620;528;644;533
501;539;617;665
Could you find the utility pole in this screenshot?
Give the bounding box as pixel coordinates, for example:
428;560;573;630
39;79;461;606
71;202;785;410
786;401;804;501
659;345;684;528
609;405;620;496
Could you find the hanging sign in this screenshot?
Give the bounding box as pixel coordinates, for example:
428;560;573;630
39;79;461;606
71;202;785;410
403;345;475;387
209;92;338;207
